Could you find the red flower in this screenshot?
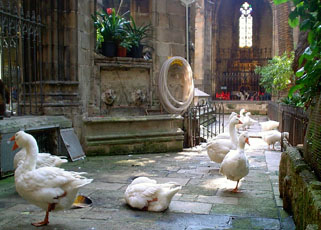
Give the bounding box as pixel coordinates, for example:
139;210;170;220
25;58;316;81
106;8;112;15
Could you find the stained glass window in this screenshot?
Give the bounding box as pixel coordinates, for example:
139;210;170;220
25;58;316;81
239;2;252;48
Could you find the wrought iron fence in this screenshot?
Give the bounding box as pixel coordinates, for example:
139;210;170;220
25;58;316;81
183;102;224;148
213;72;268;101
267;101;308;147
0;1;43;117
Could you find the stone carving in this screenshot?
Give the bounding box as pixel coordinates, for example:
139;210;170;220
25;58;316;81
101;89;116;106
131;89;146;106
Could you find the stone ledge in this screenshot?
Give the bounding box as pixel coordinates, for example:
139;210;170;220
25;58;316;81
83;114;183;123
279;146;321;230
0;116;72;134
86;129;184;142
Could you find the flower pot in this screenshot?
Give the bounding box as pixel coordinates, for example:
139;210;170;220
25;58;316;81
101;41;117;57
129;45;143;58
117;45;127;57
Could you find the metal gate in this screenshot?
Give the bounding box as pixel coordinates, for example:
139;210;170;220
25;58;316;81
183;102;224;148
0;1;43;118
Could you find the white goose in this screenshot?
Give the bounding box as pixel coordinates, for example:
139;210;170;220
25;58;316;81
11;131;93;227
260;120;279;131
242;112;258;130
206;116;242;163
235;109;247;130
14;148;67;169
124;177;181;212
219;132;250;192
261;130;289;150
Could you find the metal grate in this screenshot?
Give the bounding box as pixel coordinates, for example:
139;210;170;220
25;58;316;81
183;101;224;148
304;94;321;179
0;0;44;116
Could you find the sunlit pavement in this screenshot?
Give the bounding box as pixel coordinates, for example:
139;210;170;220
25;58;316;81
0;116;296;230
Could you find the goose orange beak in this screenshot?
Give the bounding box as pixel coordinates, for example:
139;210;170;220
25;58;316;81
10;135;19;151
245;138;250;145
238;120;243;124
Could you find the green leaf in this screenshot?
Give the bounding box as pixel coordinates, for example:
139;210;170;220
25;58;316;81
296;67;305;77
300;19;313;30
289;17;299;28
288;84;304;98
273;0;290;5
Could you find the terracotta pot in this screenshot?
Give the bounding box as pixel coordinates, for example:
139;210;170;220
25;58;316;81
117;46;127;57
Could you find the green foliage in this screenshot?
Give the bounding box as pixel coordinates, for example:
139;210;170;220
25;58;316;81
254;52;294;95
92;8;129;48
125;16;151;49
92;8;151;52
281;93;305;107
274;0;321;107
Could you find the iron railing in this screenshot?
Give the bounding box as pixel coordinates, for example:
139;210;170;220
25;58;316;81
183;102;224;148
213;72;268;100
267;101;308;147
0;1;43;117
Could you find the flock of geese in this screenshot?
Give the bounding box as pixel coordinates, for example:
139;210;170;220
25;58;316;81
9;109;287;226
206;108;288;192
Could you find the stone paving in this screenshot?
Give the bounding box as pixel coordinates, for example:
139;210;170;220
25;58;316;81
0;116;296;230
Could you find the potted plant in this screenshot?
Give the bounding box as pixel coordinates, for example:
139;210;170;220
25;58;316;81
125;16;151;58
92;8;129;57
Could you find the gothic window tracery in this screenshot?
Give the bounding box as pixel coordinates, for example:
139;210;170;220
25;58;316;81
239;2;252;48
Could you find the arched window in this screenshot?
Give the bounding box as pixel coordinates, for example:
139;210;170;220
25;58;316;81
239;2;253;48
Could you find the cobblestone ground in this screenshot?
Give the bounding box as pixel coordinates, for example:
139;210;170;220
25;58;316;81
0;116;296;230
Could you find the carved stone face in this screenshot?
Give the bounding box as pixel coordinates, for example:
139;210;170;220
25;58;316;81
131;89;145;106
102;89;116;106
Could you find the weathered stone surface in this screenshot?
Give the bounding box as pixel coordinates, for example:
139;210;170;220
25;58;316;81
279;146;321;230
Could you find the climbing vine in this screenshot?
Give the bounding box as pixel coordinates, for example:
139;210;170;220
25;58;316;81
274;0;321;107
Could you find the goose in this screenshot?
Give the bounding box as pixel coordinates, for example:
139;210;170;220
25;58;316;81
260;120;279;131
124;176;181;212
235;109;247;130
219;132;250;193
11;131;93;227
242;112;258;129
262;130;289;150
228;112;239;122
206;116;242;163
14;148;68;169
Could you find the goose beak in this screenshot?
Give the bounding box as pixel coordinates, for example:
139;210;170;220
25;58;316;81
238;120;243;124
12;142;19;151
245;138;250;145
10;135;19;151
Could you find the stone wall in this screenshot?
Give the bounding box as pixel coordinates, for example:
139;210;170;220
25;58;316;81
279;147;321;230
273;1;294;55
152;0;186;108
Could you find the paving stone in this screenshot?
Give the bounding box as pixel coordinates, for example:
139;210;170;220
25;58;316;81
85;182;125;190
197;195;239;205
231;216;280;229
169;201;212;214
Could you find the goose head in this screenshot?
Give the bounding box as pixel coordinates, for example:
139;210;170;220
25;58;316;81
230;116;242;125
240;109;247;116
10;131;36;151
239;132;250;146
